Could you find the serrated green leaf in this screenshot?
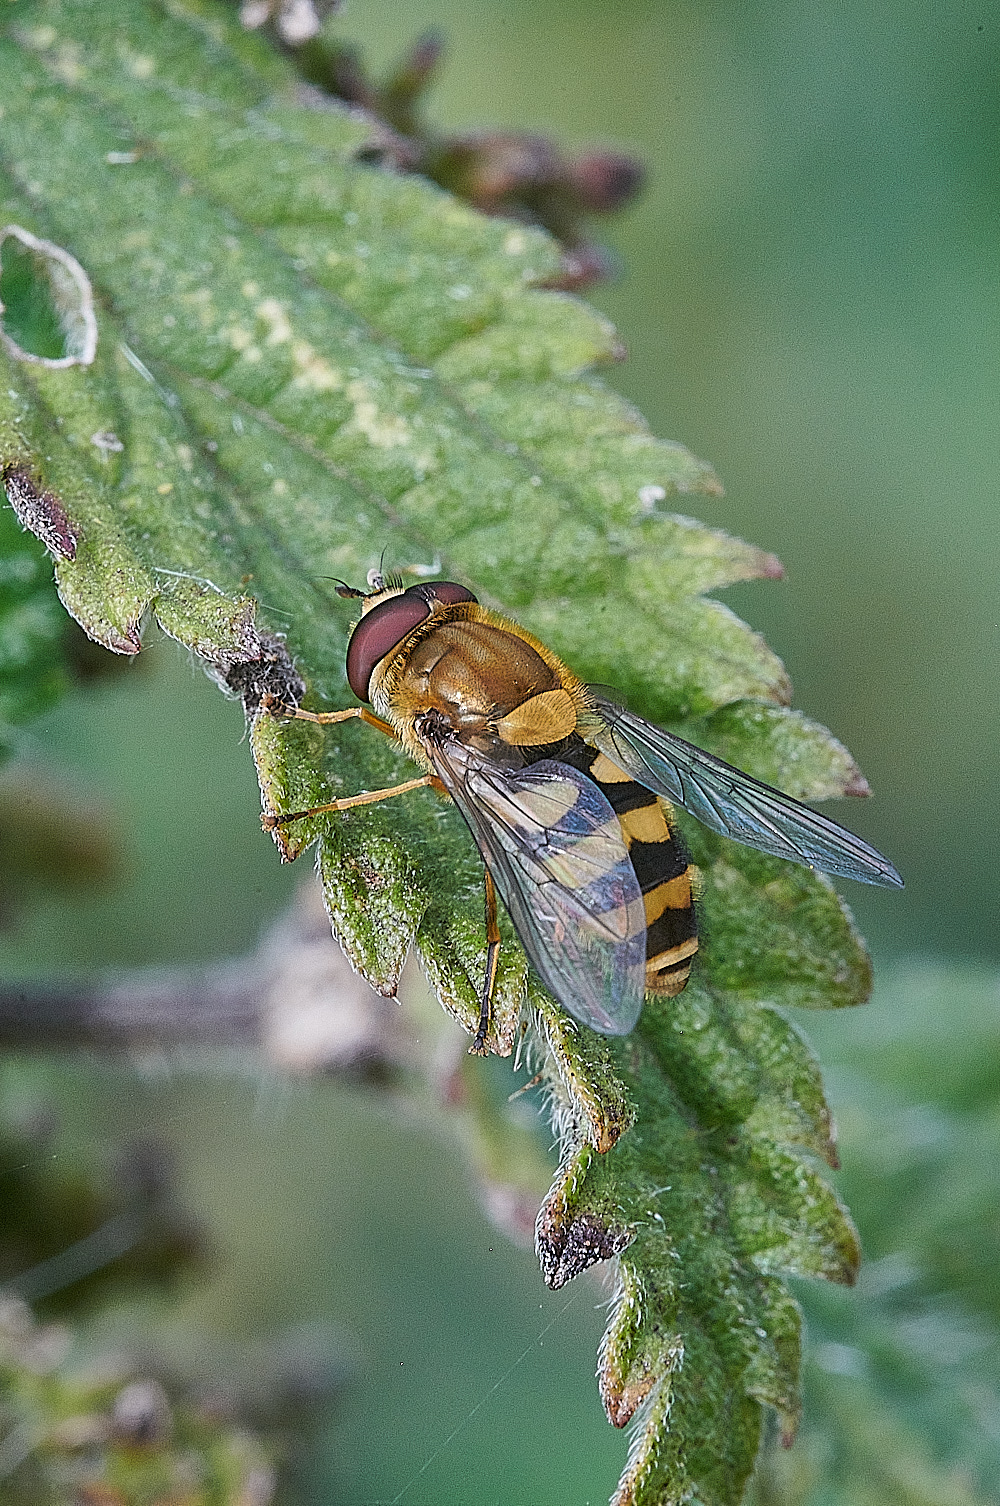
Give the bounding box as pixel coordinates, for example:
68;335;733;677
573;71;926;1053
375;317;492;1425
536;966;862;1504
747;961;1000;1506
0;5;887;1503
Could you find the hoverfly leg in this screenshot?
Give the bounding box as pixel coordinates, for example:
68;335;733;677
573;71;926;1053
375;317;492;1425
471;868;501;1056
262;773;436;831
259;695;395;740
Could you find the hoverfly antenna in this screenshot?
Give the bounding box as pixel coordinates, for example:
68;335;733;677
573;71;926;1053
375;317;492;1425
366;547;391;592
307;573;365;599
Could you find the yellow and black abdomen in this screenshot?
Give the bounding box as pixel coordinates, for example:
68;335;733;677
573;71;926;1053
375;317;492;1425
572;745;699;997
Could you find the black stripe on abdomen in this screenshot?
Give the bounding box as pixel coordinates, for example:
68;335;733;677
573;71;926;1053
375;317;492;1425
627;834;690;888
556;741;700;996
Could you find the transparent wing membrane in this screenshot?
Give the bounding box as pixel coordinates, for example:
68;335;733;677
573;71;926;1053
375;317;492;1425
426;738;647;1034
587;689;903;889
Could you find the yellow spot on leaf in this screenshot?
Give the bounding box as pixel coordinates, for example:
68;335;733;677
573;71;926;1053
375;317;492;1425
346;379;412;449
290;341;342;392
225;323;254;352
52;43;85;84
255;298;292;346
181;288;216;327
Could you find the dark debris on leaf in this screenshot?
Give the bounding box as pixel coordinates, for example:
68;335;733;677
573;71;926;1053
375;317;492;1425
536;1203;634;1289
3;464;78;559
216;629;305;716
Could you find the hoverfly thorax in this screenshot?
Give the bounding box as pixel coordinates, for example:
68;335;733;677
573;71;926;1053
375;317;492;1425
370;598;587;764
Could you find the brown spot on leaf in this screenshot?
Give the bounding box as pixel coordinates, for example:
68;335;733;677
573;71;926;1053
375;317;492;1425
591;1096;636;1155
843;771;872;798
3;464;78;559
536;1205;633;1290
93;618;144;656
600;1357;663;1429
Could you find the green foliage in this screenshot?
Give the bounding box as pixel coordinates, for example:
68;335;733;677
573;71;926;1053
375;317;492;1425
748;962;1000;1506
0;1299;275;1506
0;3;884;1501
0;501;70;753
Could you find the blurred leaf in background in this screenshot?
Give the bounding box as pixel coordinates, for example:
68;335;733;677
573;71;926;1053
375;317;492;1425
751;963;1000;1506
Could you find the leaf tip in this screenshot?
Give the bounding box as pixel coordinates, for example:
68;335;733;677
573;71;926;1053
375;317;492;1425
600;1359;669;1430
842;770;872;798
535;1147;635;1290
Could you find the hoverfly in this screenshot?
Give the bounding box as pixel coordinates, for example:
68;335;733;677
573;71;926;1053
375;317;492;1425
262;573;902;1052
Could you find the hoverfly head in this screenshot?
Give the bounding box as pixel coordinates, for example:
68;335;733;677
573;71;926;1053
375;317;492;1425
344;577;479;701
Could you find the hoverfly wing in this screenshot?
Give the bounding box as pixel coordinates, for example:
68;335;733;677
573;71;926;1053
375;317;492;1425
587;688;903;889
426;739;647;1034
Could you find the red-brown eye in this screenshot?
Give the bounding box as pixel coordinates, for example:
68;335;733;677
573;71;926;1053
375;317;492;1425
346;594;431;701
410;581;478;607
345;581;478;701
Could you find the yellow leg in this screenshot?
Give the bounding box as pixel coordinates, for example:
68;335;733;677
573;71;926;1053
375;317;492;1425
262;774;436;831
260;693;446;829
260;694;395;738
471;868;501;1056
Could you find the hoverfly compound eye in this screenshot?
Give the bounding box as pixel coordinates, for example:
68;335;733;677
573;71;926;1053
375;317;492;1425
346;594;429;701
345;581;478;701
405;580;478;608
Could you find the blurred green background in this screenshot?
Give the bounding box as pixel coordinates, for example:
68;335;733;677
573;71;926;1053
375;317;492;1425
2;1;998;1502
